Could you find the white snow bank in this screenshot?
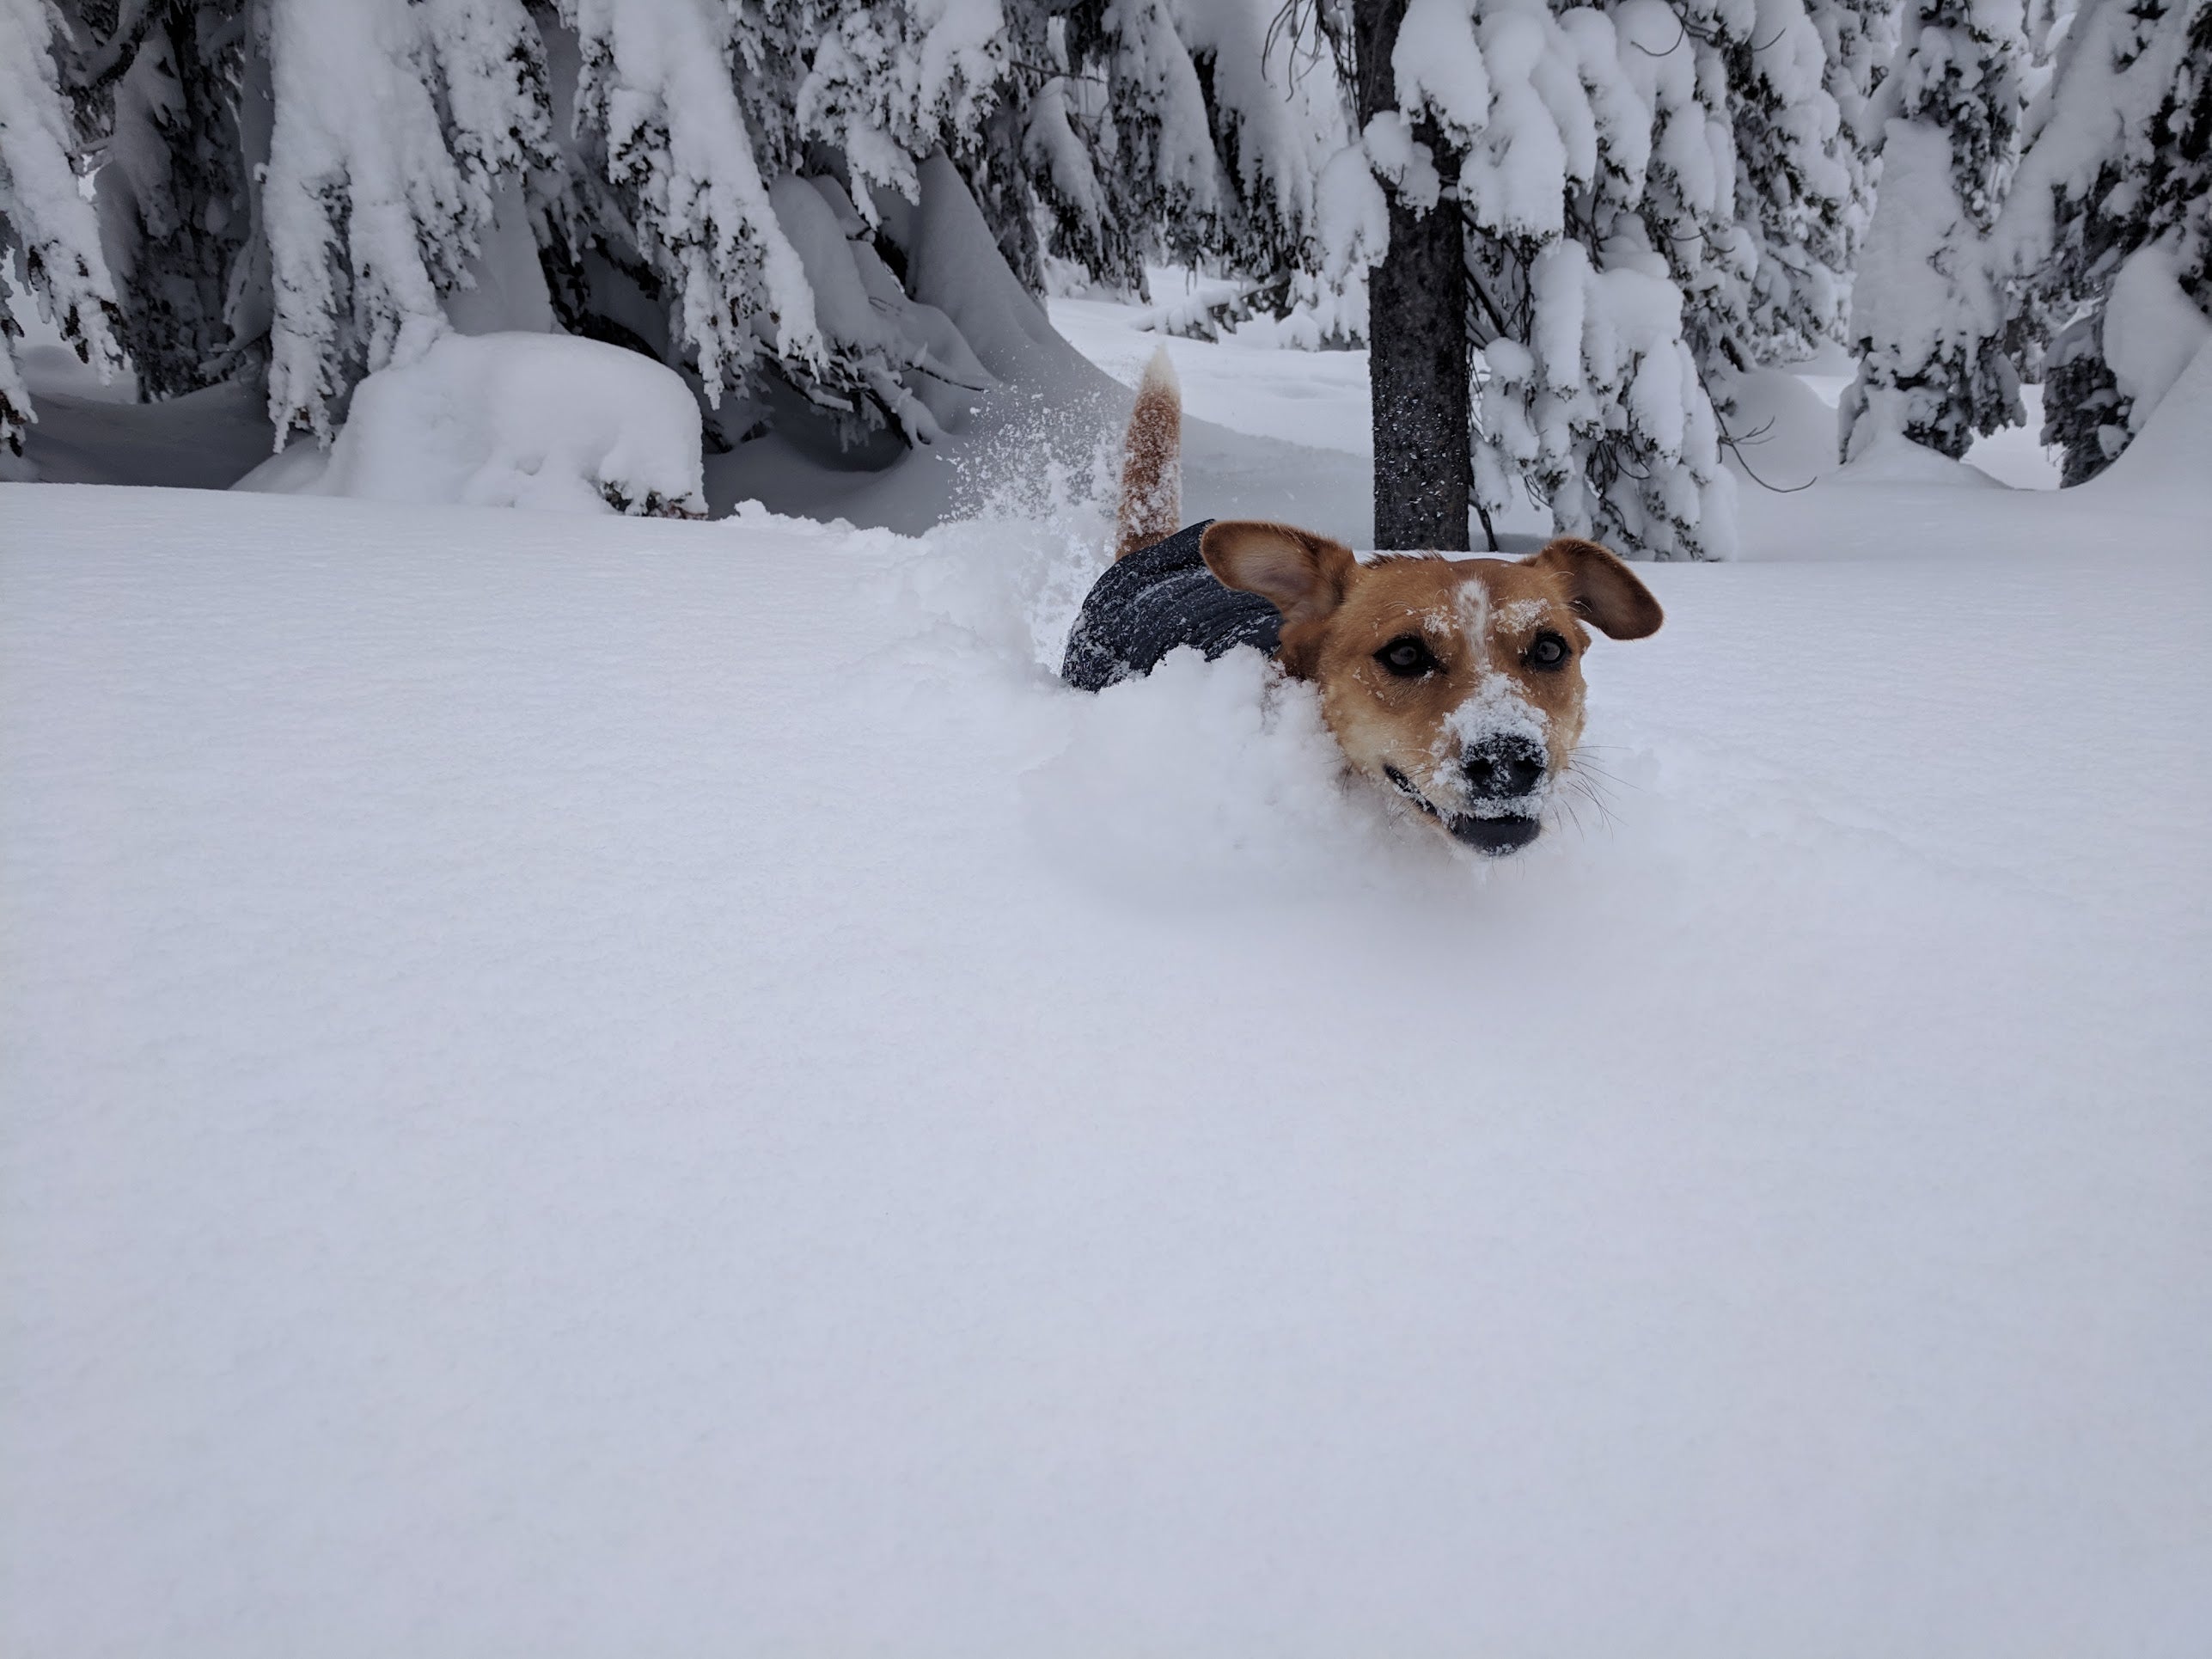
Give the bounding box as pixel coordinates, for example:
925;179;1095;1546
4;481;2207;1657
2103;246;2212;435
2087;334;2212;503
1714;366;1844;489
1825;426;2007;488
236;332;706;516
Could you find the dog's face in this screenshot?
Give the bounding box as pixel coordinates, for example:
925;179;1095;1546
1201;522;1663;854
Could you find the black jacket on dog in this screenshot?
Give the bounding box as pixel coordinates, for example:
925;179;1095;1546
1060;520;1282;691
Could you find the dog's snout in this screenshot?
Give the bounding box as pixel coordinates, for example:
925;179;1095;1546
1462;734;1546;800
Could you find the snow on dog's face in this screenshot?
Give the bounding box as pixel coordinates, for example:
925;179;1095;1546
1201;523;1663;854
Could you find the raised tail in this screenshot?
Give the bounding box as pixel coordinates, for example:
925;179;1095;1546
1114;346;1182;560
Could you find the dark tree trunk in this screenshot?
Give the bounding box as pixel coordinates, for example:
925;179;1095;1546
1352;0;1472;550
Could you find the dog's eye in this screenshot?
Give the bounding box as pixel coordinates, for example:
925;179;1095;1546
1525;632;1570;670
1376;636;1438;677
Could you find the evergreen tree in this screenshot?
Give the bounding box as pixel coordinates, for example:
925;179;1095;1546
13;0;1351;465
253;0;557;442
1995;0;2209;481
1017;0;1348;304
1814;0;1903;283
1;0;125;452
1726;0;1858;366
1840;0;2028;460
1321;0;1740;556
84;0;253;401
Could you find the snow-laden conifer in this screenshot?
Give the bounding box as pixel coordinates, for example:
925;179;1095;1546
0;0;125;451
1813;0;1902;279
1021;0;1349;322
1726;0;1858;364
1841;0;2028;460
257;0;557;441
1364;0;1738;557
1995;0;2209;480
558;0;822;416
82;2;252;401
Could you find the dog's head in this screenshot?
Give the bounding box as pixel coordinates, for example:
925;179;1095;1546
1201;521;1663;854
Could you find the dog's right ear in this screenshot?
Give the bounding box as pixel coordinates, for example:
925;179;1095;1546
1201;521;1357;631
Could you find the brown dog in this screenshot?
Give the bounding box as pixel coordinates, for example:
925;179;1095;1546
1062;350;1663;854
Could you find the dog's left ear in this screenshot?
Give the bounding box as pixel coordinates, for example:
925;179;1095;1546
1201;520;1357;630
1526;537;1664;640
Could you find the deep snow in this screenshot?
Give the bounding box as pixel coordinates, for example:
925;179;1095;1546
6;467;2210;1657
4;311;2210;1655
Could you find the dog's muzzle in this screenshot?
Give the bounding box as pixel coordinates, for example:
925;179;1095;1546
1384;764;1544;857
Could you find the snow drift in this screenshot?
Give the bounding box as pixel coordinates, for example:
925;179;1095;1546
236;332;707;516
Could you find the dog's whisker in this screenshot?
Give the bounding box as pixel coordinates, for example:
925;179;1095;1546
1556;772;1619;835
1563;756;1638;792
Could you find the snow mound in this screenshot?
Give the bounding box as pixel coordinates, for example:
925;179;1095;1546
1715;367;1844;490
2103;248;2212;428
237;333;706;516
1827;427;2007;488
2089;337;2212;503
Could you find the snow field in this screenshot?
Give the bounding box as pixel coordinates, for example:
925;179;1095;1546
4;475;2208;1656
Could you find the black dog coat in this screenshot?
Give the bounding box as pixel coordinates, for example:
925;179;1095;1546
1060;520;1282;691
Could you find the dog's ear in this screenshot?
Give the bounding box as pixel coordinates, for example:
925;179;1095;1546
1201;521;1357;630
1526;537;1664;640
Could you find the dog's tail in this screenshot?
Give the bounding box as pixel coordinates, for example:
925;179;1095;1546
1114;346;1182;560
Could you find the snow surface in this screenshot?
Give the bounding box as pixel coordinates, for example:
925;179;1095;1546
5;383;2211;1653
6;278;2211;1656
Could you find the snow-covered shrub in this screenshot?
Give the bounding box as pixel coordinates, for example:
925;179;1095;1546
236;331;706;515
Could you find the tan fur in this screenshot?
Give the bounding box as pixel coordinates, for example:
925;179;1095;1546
1110;362;1661;845
1202;522;1663;838
1114;347;1182;560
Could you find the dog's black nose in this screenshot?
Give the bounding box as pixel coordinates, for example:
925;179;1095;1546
1463;734;1546;800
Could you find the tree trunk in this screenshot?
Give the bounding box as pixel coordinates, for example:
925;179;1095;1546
1353;0;1472;550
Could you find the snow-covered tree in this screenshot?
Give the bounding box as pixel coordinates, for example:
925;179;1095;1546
1814;0;1903;280
81;0;252;401
1319;0;1740;556
1995;0;2209;481
1016;0;1350;309
1;0;125;452
0;0;1363;484
250;0;557;442
1841;0;2028;460
1726;0;1859;365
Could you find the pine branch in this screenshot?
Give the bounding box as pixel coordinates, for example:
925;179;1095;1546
64;0;171;96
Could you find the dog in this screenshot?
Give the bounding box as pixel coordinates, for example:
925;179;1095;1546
1062;348;1664;855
